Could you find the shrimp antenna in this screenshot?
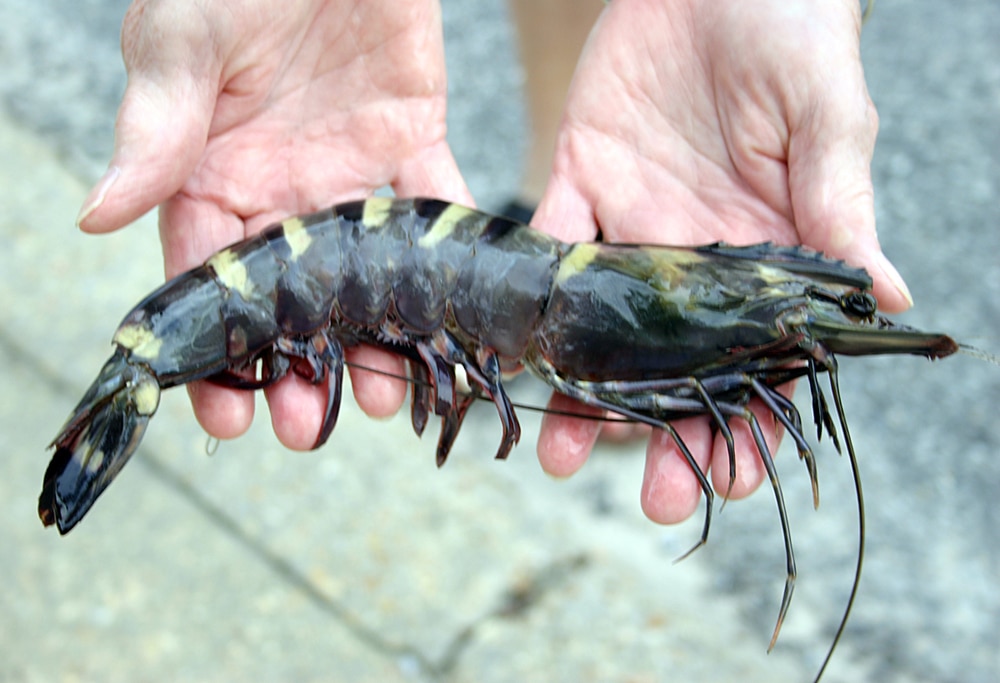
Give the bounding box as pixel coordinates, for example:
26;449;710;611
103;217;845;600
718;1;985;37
811;361;865;683
959;343;1000;365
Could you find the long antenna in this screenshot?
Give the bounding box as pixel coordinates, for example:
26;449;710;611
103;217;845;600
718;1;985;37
812;364;865;683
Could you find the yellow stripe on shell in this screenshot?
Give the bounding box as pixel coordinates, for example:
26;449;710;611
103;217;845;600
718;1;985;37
554;243;600;285
113;323;164;361
207;248;253;299
418;203;478;249
361;196;394;228
132;375;161;416
639;247;700;289
281;216;312;261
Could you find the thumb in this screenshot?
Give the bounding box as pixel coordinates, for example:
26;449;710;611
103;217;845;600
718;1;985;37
76;78;215;234
789;100;913;314
77;5;219;234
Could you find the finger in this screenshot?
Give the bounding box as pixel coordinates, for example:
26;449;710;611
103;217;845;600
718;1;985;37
263;371;330;451
536;393;604;478
640;417;713;524
187;380;255;441
345;345;409;419
789;89;913;313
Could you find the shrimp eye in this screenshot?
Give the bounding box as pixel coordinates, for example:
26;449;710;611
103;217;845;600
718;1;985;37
841;291;877;319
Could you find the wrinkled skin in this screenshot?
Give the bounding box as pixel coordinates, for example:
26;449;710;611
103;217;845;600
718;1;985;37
77;0;910;527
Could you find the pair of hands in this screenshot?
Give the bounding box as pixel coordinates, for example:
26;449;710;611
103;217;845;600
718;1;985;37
78;0;910;525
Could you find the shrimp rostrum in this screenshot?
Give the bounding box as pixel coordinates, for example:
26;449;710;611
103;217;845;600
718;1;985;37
41;197;968;677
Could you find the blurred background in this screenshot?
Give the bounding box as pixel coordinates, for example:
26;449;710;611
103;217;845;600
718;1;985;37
0;1;997;681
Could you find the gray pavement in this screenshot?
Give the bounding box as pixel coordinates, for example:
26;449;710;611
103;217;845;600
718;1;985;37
1;2;997;682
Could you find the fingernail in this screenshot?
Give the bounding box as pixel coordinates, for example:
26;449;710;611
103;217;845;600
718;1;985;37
76;166;121;227
878;255;914;308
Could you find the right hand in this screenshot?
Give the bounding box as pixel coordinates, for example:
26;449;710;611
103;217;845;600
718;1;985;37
78;0;471;450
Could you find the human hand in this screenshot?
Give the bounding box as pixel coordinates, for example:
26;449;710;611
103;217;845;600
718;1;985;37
78;0;470;449
531;0;909;523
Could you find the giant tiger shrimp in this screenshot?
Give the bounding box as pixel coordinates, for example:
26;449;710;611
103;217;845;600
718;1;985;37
39;196;987;681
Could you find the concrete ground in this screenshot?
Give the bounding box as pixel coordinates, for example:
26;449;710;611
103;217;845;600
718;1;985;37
0;1;997;682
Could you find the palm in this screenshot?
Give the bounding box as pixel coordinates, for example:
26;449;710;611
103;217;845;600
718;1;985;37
534;0;892;523
541;1;873;247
